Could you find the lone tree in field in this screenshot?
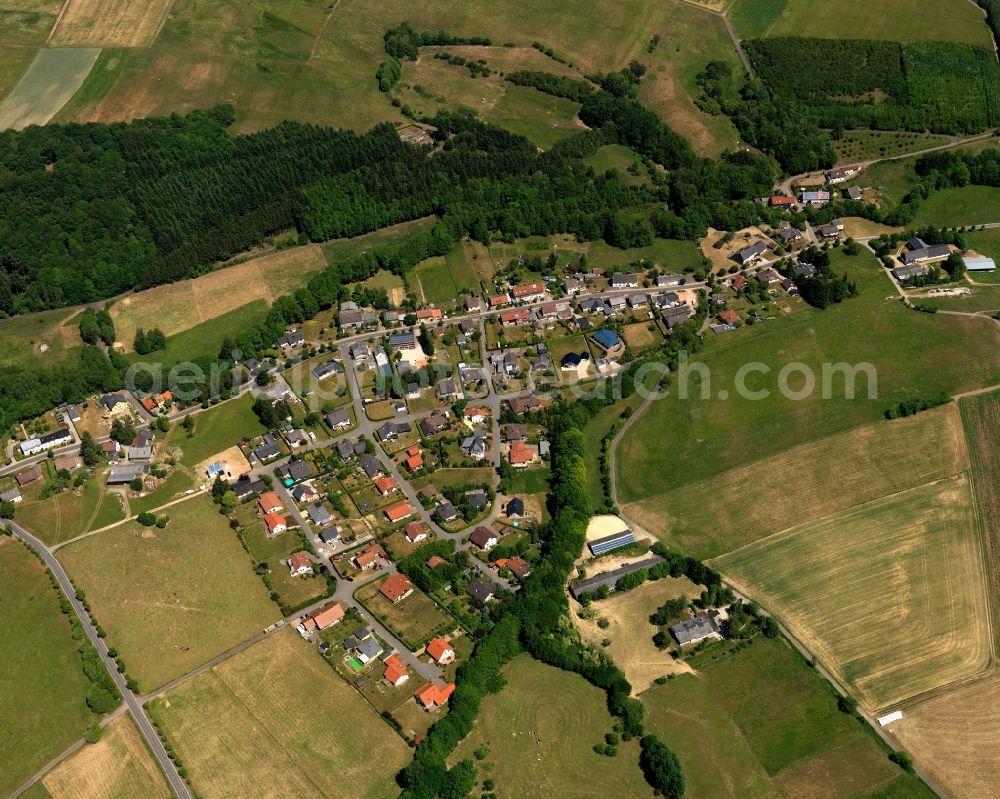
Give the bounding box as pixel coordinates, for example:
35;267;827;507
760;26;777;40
639;735;685;798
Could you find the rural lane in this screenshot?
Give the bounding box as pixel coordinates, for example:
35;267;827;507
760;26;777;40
4;520;192;799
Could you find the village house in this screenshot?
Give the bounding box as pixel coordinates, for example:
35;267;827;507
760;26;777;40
466;578;496;604
436;378;460;400
489;293;511;308
469;526;499;551
383;655;409;687
360;454;384;480
299;601;345;634
405;451;424;472
140;390;173;413
380;573;414;604
825;164;861;184
769;194;796;208
264;512;287;537
610;272;639;289
384;501;414;523
507;395;541;415
287;551;313;576
324;408;351;430
1;487;22;504
405;521;430;543
655;274;684;287
353;542;388;570
415;682;456;710
499;308;531;326
506;497;525;517
511;281;546;302
661;305;694;329
846;185;863;201
99;393;132;418
719;310;739;326
435;501;458;523
732;241;768;266
426;637;455;665
257;491;283;514
460;430;488;461
307;504;333;527
277;330;306;348
420;414;449;437
416;308;442;321
374;476;399;496
20;428;73;457
562;277;586;294
107;464;149;485
504;424;528;443
463;406;489;424
498;556;532;579
15;464;42;487
799;189;831;205
465;293;485;312
592;328;624;357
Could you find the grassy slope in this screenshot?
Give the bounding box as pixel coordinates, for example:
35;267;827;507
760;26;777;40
641;636;934;799
169;393;265;467
617;250;1000;504
16;477;125;547
451;654;654;797
0;537;93;798
58;494;277;691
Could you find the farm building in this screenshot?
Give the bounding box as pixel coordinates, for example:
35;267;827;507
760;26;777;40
107;464;149;485
569;555;665;601
588;530;636;556
669;610;723;647
964;256;997;272
892;264;925;281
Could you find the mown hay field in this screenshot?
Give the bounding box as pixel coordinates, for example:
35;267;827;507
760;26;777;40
148;628;408;799
641;636;935;799
0;46;99;130
109;244;327;351
961;389;1000;652
58;493;277;692
891;670;1000;799
39;715;169;799
450;654;654;797
0;537;93;798
625;403;970;559
714;477;991;710
49;0;174;47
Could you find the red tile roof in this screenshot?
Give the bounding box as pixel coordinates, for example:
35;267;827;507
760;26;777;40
405;522;429;542
258;491;282;513
509;441;536;465
426;637;454;664
380;573;413;603
383;655;408;685
263;512;286;534
374;476;398;495
415;682;456;708
384;501;413;522
405;454;423;472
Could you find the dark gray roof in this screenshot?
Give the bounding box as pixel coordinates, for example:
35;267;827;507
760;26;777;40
254;441;281;461
360;454;383;478
670;610;721;646
569;555;665;600
467;578;496;603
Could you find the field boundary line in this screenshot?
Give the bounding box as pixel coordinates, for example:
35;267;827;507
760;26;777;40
149;0;176;47
47;0;73;44
309;0;342;61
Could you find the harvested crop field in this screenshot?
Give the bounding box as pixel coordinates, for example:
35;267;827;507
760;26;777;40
714;477;991;710
0;47;99;130
625;403;970;559
57;494;277;692
961;389;1000;652
49;0;174;47
110;244;326;351
148;628;408;799
891;670;1000;799
572;577;700;692
40;715;169;799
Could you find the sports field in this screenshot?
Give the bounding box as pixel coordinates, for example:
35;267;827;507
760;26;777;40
891;670;1000;799
714;477;991;710
616;251;1000;519
451;654;654;797
641;636;934;799
37;715;169;799
572;577;700;692
961;389;1000;651
735;0;994;46
625;403;970;558
0;47;100;130
58;494;277;691
110;244;327;351
147;628;408;799
0;537;92;798
49;0;174;47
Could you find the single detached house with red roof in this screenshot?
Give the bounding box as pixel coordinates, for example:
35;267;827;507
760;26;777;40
415;682;456;710
263;512;287;537
287;551;313;576
384;501;414;523
383;655;409;687
380;573;414;604
426;637;455;665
